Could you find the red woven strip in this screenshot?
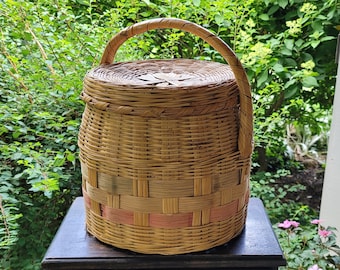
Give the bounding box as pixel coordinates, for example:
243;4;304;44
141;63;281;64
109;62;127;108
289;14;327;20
210;200;238;223
101;205;134;225
149;212;193;228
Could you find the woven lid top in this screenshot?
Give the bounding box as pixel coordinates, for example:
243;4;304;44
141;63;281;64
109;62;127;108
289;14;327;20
86;59;235;89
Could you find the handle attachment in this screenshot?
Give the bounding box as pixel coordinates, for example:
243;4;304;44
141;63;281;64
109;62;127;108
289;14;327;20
100;18;253;158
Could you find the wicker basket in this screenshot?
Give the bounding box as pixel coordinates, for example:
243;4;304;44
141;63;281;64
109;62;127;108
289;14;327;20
78;18;253;255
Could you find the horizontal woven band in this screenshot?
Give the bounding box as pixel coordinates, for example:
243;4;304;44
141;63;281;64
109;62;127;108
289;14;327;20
83;179;248;214
81;90;239;117
84;201;247;254
80;160;249;196
83;176;250;227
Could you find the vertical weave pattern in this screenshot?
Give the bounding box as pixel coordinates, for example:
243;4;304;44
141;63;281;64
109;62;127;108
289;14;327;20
78;18;253;255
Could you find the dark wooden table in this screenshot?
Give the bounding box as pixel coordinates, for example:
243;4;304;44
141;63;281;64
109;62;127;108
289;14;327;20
41;197;286;270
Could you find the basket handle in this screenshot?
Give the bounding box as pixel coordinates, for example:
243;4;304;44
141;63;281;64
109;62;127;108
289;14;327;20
100;18;253;158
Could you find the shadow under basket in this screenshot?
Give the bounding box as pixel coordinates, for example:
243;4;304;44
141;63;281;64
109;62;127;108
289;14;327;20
78;18;253;255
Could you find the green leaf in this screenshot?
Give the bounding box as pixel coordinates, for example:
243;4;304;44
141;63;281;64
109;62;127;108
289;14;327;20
284;79;296;89
295;39;304;48
12;131;21;139
284;58;297;67
272;63;284;73
30;178;59;198
268;5;279;15
66;153;75;162
278;0;288;8
75;0;90;6
311;21;323;32
317;14;327;20
215;14;224;25
284;86;298;99
302;76;318;87
259;14;270;21
257;71;268;87
320;36;336;42
193;0;201;7
142;0;151;5
281;48;292;56
310;40;320;48
284;39;294;50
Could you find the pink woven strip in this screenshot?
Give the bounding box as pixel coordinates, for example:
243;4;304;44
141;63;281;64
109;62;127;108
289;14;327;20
149;212;193;228
101;205;134;225
210;200;238;223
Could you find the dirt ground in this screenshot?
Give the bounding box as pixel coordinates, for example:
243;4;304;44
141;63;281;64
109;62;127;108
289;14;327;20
279;164;325;211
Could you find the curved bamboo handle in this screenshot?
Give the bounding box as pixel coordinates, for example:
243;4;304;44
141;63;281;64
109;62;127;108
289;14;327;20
100;18;253;158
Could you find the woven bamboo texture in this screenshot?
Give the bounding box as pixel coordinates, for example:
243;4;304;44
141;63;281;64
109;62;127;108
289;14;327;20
78;18;253;255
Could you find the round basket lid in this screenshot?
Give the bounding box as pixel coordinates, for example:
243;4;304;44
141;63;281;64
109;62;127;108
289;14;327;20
82;59;239;117
85;59;235;89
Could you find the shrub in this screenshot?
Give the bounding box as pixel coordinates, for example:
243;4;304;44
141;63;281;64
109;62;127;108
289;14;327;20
275;219;340;269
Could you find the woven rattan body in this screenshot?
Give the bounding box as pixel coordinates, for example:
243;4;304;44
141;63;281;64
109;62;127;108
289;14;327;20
78;18;253;255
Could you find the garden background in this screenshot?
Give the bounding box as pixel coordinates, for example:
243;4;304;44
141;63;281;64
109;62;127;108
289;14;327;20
1;0;340;269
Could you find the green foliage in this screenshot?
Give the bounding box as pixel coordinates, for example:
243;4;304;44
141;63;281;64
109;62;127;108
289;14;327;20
0;0;339;269
0;0;86;267
239;0;339;170
251;170;339;269
1;190;77;269
285;117;329;165
250;169;316;224
0;196;21;250
274;220;340;269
